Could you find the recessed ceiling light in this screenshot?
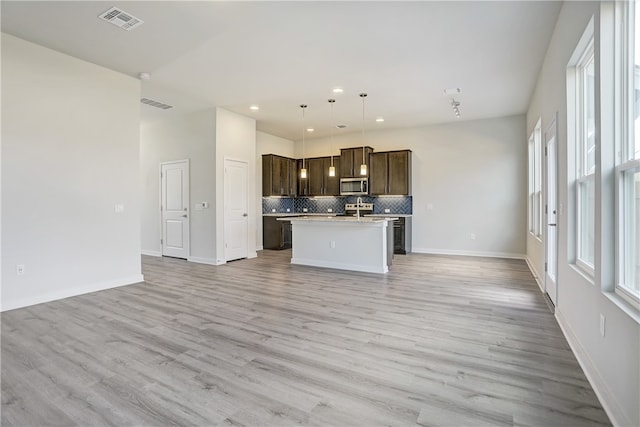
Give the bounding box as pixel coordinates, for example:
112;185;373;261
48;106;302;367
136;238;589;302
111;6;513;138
306;128;315;132
376;117;384;122
249;105;259;111
332;88;344;94
444;87;461;95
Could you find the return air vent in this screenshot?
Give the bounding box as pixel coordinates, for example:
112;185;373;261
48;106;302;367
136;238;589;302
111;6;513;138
98;7;144;31
141;98;173;110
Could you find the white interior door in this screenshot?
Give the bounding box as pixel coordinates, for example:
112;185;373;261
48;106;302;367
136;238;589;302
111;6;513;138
224;159;248;261
545;120;558;305
161;160;190;259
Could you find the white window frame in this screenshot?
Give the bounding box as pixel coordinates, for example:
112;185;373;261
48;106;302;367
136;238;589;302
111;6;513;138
528;132;535;234
575;38;596;276
614;0;640;308
528;119;543;239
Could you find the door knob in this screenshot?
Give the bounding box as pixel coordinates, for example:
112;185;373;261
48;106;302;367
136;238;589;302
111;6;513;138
182;214;187;218
243;213;248;217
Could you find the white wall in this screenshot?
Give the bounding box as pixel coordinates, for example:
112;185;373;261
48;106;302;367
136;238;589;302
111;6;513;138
256;131;295;249
299;115;527;258
140;109;216;263
215;108;258;263
1;34;143;311
527;2;639;425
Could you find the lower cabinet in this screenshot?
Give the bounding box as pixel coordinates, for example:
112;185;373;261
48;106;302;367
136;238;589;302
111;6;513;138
393;217;412;254
263;216;293;250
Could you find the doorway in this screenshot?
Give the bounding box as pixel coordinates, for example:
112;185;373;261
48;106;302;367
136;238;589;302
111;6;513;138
224;158;248;261
545;118;558;306
161;160;190;259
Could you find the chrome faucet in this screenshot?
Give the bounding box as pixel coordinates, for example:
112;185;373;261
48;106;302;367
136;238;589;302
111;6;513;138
356;197;363;221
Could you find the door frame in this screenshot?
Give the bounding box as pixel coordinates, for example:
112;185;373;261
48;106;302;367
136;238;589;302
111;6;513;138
544;115;558;306
160;159;190;259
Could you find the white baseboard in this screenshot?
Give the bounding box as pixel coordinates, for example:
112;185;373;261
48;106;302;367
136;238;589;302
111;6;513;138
247;251;258;259
412;247;525;260
1;274;144;312
555;308;630;427
187;256;218;265
525;257;544;292
141;250;161;257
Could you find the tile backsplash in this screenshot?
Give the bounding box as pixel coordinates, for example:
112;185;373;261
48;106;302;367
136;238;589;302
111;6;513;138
263;196;412;215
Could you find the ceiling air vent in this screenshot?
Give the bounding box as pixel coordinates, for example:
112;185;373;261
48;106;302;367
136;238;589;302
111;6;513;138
98;7;144;31
141;98;173;110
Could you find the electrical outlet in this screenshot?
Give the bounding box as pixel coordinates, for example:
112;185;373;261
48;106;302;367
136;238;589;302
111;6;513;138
470;233;476;240
303;208;308;212
271;208;276;212
384;208;390;213
427;203;434;210
16;264;25;276
330;241;336;248
600;314;606;337
286;208;291;212
327;208;333;213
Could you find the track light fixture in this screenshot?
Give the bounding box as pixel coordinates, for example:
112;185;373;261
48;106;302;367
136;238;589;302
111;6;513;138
451;98;461;118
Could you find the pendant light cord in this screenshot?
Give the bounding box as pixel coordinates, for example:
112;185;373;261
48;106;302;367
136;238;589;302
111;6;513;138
360;93;367;164
300;104;307;169
329;99;335;167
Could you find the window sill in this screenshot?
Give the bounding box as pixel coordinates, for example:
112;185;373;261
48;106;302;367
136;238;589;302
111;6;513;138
603;291;640;325
569;263;595;285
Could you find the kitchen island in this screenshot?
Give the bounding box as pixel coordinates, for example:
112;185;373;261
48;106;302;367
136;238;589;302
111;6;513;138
283;216;396;273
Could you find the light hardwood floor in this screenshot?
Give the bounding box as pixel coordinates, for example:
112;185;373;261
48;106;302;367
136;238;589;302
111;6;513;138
2;251;611;426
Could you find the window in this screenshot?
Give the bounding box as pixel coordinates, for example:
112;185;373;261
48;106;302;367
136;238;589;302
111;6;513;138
575;39;596;274
616;0;640;306
528;120;543;238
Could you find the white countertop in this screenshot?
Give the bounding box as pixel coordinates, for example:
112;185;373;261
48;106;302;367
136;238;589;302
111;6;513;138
365;214;413;218
283;215;397;223
264;212;411;217
263;213;340;217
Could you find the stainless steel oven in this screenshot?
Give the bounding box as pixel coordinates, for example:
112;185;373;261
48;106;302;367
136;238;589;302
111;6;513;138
340;178;368;195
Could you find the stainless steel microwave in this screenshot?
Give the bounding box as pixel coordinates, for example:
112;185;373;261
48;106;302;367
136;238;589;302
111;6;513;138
340;177;368;195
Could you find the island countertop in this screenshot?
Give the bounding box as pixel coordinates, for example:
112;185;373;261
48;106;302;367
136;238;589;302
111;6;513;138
280;216;398;223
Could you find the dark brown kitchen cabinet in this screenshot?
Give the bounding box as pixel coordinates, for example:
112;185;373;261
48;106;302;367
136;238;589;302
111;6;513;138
340;146;373;178
262;154;297;196
263;216;292;250
369;150;411;195
297;159;309;196
323;156;341;195
298;156;341;196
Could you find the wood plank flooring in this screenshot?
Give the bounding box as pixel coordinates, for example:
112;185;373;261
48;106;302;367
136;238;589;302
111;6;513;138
2;251;611;426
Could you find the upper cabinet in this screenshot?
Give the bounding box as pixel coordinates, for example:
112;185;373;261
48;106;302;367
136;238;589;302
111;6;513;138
298;156;341;197
263;148;410;197
262;154;297;197
369;150;412;195
340;146;374;178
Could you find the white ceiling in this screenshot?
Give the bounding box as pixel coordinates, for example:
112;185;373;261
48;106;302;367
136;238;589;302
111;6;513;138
1;1;562;141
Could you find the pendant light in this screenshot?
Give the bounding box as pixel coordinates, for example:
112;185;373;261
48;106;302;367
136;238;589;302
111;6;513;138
300;104;308;179
328;98;336;177
359;93;368;176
